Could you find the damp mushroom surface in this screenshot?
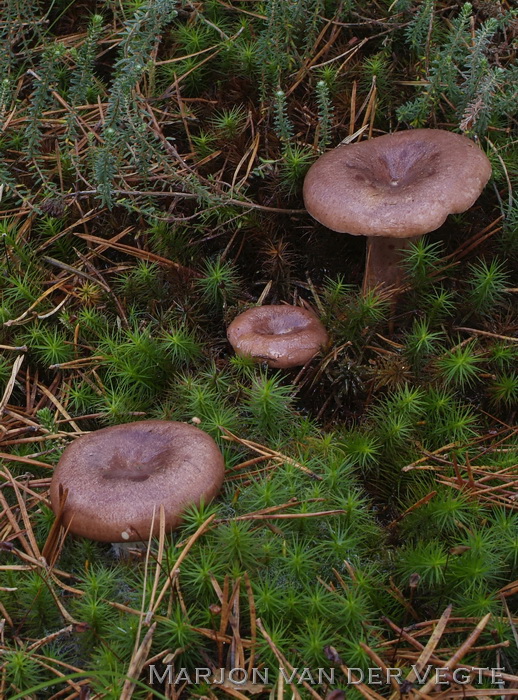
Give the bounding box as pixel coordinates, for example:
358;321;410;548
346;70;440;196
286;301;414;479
227;304;329;369
303;129;492;293
49;420;225;542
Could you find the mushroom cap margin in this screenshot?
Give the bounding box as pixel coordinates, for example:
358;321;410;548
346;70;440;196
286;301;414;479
49;420;225;542
227;305;328;369
303;129;492;237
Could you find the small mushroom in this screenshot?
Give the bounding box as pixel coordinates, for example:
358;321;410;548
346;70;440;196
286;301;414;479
49;420;225;542
227;305;328;369
303;129;492;292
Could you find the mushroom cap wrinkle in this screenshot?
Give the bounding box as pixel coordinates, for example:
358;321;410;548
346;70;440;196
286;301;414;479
303;129;492;237
227;305;328;369
50;420;225;542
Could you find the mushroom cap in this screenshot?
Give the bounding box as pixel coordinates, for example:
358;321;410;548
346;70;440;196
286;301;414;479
303;129;492;237
227;305;328;369
49;420;225;542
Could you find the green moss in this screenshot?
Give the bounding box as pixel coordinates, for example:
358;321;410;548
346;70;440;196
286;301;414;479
0;0;517;695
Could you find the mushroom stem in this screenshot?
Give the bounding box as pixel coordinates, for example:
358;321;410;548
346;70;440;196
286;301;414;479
362;235;420;295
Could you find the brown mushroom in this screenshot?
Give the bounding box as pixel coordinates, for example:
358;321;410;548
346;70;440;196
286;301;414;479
49;420;225;542
303;129;492;293
227;305;328;369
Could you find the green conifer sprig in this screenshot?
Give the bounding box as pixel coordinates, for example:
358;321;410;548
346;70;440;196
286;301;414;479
273;90;294;144
316;80;333;149
25;45;67;159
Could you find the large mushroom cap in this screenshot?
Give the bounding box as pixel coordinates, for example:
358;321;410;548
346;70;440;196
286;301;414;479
303;129;492;237
227;305;328;369
50;420;225;542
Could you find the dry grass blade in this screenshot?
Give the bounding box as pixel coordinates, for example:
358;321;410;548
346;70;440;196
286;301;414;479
2;469;41;560
0;452;53;469
40;486;69;569
402;432;518;511
35;382;82;434
26;625;74;653
76;233;199;276
373;611;518;699
120;622;157;700
404;605;452;686
499;579;518;598
144;504;166;624
243;572;257;675
3;278;73;327
151;512;216;615
0;356;25;417
359;641;401;693
387;491;437;529
325;646;386;700
255;619;303;700
0;483;33;558
221;427;322;480
223;508;345;521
